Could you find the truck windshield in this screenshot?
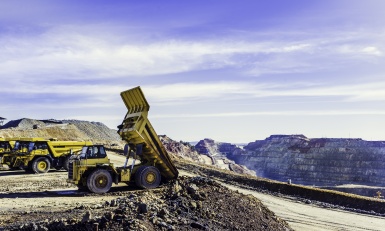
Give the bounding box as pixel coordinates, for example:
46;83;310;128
77;146;89;159
13;141;20;151
28;142;35;152
81;146;88;155
79;146;107;159
14;141;32;152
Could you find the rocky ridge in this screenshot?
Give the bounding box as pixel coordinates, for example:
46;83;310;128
193;138;255;175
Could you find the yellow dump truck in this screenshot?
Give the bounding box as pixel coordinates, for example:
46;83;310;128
1;137;92;173
0;138;16;168
67;86;179;193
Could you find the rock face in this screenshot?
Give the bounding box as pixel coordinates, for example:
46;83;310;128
160;136;256;175
194;138;256;175
228;135;385;186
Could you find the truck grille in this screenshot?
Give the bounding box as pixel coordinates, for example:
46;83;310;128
68;161;73;180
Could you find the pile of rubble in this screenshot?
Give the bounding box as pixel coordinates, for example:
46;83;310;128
10;176;292;231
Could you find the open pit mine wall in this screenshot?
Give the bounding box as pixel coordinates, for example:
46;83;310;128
227;135;385;186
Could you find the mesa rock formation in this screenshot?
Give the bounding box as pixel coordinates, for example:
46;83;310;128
228;135;385;186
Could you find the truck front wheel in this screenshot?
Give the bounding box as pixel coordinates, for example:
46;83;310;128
135;166;161;189
32;157;51;174
87;169;112;193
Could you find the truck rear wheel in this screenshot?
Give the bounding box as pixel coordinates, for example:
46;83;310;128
135;166;161;189
32;157;51;174
87;169;112;193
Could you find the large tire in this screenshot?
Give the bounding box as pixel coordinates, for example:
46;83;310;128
32;157;51;174
134;166;161;189
87;169;112;193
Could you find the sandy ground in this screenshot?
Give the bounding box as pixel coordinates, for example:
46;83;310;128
0;152;384;230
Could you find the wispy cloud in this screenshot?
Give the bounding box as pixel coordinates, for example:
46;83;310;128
142;81;385;103
2;79;385;110
1;24;384;85
152;109;385;119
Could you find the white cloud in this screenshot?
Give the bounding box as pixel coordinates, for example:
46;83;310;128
2;79;385;109
152;109;385;119
361;46;382;56
142;81;385;103
2;25;384;82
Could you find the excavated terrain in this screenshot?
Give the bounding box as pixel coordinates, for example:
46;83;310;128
1;118;385;230
229;135;385;188
1;153;384;231
0;151;292;231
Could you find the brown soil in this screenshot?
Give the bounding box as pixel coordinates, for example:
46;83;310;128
0;152;292;231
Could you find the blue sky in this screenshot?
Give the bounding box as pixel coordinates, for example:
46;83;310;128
1;0;385;143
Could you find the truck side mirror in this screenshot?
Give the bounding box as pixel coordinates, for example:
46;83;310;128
124;144;130;156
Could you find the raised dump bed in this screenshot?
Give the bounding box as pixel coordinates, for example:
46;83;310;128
118;86;179;180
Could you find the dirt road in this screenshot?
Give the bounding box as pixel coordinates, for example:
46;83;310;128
178;168;385;231
223;184;385;231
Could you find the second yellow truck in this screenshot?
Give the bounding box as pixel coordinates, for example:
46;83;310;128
1;138;92;173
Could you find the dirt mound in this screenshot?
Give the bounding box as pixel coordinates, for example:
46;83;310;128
1;118;45;129
5;176;292;231
0;118;123;146
62;120;121;142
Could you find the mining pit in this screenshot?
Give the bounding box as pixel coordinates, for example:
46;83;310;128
1;119;385;230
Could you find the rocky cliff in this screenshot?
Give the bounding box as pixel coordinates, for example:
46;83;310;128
194;138;255;175
228;135;385;186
